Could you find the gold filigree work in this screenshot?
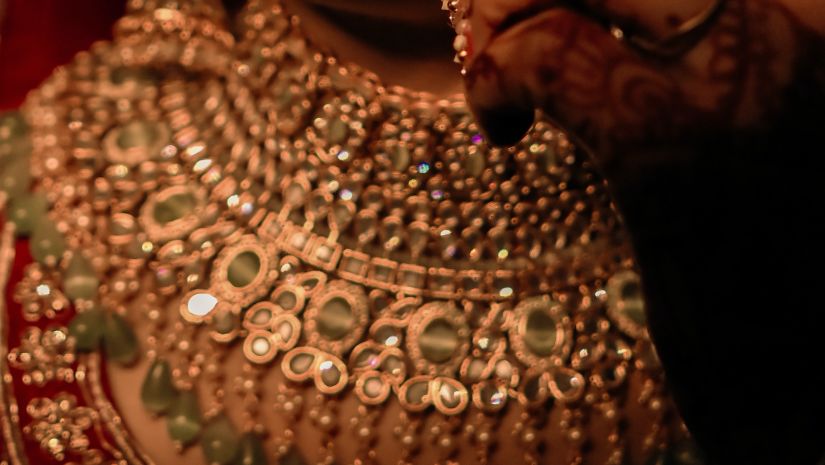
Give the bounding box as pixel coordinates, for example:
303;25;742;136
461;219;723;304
7;326;76;386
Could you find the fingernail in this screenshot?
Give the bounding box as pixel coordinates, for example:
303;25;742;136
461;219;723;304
465;54;535;146
476;104;536;147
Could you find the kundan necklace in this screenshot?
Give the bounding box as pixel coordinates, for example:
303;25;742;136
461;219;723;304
0;1;700;464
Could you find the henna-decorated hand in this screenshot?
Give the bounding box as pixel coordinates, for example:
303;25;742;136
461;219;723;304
463;1;825;465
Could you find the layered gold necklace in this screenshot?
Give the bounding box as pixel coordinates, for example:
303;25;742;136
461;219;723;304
0;0;697;464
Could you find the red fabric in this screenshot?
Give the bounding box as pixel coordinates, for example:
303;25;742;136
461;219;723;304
0;0;124;110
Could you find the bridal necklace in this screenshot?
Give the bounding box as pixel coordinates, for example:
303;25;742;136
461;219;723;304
0;1;693;464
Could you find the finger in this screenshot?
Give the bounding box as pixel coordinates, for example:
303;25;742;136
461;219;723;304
576;0;722;39
464;7;682;155
466;0;558;62
466;0;718;64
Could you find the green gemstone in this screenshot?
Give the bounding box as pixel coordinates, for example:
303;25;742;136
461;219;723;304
64;254;100;300
141;359;177;414
235;433;267;465
68;308;105;352
201;414;240;465
167;390;202;446
213;310;237;335
8;193;47;237
29;220;66;266
102;312;139;365
116;120;160;150
0;156;32;201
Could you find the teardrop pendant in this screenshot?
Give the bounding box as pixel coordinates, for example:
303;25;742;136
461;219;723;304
7;193;47;237
68;308;105;352
167;390;202;447
30;219;66;266
64;254;100;300
102;312;139;365
200;414;240;465
141;359;176;414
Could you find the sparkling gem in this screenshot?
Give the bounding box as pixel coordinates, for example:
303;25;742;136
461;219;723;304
549;367;585;401
405;381;429;404
289;353;315;374
381;355;405;376
318;360;342;387
363;377;384;398
353;348;380;369
68;308;105;352
167;390;202;447
102;312;139;365
477;381;507;411
141;359;177;414
201;415;241;465
374;326;401;347
276;320;294;341
64;254;99;300
438;382;463;408
186;293;218;318
251;337;271;356
417;162;430;174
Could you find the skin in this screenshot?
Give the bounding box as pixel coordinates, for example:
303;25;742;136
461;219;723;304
459;0;825;464
278;0;464;95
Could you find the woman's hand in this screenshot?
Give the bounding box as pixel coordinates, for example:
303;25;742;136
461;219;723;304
463;1;825;464
463;0;820;154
